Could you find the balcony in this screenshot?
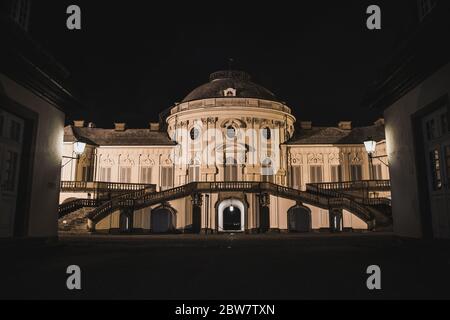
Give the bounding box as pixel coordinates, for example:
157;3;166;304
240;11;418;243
60;181;156;193
169;98;292;115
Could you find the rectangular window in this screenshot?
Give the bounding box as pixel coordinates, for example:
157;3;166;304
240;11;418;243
120;167;132;183
225;165;238;181
350;165;362;181
4;151;19;191
161;166;174;190
189;166;200;182
81;166;92;182
290;166;302;189
330;165;342;182
429;149;442;190
262;173;274;183
373;164;383;180
140;167;152;184
309;165;323;183
99;167;111;182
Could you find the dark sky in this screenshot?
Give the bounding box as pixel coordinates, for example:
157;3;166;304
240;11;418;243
30;0;417;128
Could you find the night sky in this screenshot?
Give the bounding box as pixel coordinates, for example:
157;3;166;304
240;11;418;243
30;0;417;128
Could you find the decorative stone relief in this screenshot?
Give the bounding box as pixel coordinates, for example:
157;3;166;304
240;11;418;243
350;152;362;163
307;153;324;164
207;117;218;125
289;152;303;165
223;88;236;97
78;154;91;166
101;154;114;167
141;155;155;166
121;154;135;166
328;153;343;164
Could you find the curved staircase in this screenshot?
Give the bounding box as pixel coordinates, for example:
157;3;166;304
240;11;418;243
84;180;392;231
58;180;392;233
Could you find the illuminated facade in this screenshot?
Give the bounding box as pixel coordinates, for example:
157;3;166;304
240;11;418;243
60;71;390;234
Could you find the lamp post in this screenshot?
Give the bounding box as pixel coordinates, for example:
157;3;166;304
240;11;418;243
364;137;377;180
62;141;86;168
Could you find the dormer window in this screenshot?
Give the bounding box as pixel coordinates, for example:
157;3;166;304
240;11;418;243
224;88;237;97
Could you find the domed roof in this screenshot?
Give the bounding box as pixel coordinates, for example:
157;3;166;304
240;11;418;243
182;70;279;103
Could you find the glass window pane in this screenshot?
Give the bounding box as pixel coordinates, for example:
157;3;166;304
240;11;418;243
350;165;362;181
429;149;442;190
290;166;301;189
310;166;322;183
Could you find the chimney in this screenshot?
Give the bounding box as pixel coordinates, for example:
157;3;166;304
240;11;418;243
150;122;160;131
114;123;126;131
73;120;85;127
338;121;352;130
300;121;312;130
374;118;385;126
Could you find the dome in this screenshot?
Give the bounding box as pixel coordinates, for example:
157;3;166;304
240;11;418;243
182;70;279;103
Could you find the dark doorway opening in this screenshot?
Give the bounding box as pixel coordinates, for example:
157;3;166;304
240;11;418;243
192;205;201;233
329;209;343;232
288;205;311;232
259;206;270;233
151;207;174;233
119;211;133;233
223;206;241;231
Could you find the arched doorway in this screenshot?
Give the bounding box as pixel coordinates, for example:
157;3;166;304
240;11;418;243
151;206;176;233
288;205;311;232
223;206;241;231
119;210;133;233
217;199;245;232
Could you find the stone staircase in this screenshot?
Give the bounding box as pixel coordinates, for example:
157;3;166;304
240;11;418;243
58;207;94;234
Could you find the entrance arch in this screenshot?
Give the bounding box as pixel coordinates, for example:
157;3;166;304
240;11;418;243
288;205;311;232
151;206;176;233
217;199;245;232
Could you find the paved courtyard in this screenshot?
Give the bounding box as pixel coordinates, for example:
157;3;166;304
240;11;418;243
1;233;450;299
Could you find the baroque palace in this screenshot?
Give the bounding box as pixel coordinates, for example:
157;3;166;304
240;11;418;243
59;70;391;234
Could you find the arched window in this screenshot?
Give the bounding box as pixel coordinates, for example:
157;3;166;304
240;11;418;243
224;157;238;181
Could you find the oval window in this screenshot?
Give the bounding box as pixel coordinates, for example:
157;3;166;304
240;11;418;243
190;127;200;140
